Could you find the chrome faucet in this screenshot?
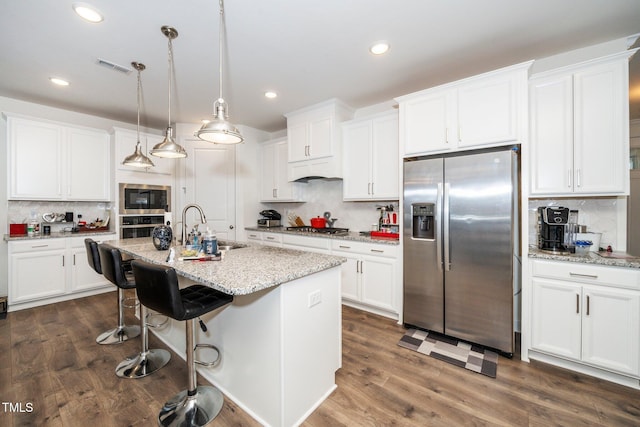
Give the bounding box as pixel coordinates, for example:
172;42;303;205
181;204;207;245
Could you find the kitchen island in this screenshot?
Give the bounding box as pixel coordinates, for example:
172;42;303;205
109;238;346;427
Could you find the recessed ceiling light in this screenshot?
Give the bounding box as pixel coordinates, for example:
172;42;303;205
72;3;104;23
369;41;390;55
264;91;277;99
50;77;70;86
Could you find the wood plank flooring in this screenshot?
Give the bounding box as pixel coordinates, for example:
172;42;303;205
2;291;639;426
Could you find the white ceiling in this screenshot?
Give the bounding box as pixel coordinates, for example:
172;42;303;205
1;0;639;133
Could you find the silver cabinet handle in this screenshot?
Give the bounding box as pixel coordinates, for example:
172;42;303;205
569;272;598;279
371;182;374;195
266;236;276;241
339;245;351;249
355;260;359;273
576;294;580;314
568;170;572;188
370;249;384;254
31;244;49;248
62;255;65;267
576;169;582;188
586;295;590;316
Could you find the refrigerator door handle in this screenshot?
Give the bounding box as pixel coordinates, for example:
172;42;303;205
443;182;451;271
436;183;443;272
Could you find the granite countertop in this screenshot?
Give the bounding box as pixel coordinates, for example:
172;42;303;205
528;247;640;269
110;238;347;296
3;230;117;242
245;226;400;246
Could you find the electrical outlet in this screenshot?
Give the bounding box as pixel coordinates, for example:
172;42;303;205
308;290;322;307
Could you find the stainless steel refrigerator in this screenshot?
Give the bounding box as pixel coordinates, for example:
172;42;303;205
403;146;518;354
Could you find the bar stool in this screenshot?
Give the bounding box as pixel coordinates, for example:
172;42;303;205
98;243;171;378
131;259;233;427
85;238;140;345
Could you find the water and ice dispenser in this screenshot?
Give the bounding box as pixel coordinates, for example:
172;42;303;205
412;203;435;240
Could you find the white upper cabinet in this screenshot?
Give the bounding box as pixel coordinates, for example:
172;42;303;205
396;61;532;157
285;99;354;181
342;111;399;200
260;137;304;202
113;127;174;176
529;51;635;196
7;115;111;201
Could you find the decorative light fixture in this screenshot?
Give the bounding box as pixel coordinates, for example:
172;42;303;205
195;0;243;144
150;26;187;158
122;62;155;168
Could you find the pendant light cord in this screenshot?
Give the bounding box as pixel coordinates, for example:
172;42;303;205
219;0;224;104
168;35;174;127
136;68;141;139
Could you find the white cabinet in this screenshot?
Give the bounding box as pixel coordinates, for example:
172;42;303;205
113;127;174;175
342;111;399;200
247;231;283;247
529;51;634;196
330;240;399;318
7;115;111;201
285;99;354;181
260;138;304;202
9;239;67;304
396;61;531;157
8;236;112;309
530;259;640;377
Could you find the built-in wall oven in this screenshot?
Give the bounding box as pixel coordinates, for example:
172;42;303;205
119;183;171;239
119;183;171;215
120;215;165;239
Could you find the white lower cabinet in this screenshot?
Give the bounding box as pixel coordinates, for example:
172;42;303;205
530;259;640;378
8;236;112;309
331;240;399;318
282;234;330;254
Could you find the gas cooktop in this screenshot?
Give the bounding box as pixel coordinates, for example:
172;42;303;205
286;226;349;236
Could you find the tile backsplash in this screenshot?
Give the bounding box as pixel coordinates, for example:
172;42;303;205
528;197;624;250
7;200;114;232
261;179;398;232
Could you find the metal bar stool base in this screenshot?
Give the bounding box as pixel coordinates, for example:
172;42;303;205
95;325;141;345
158;386;224;427
115;349;171;379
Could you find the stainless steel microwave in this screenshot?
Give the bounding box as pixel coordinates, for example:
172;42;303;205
119;183;171;214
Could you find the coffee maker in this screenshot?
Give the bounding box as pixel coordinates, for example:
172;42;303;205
537;207;570;253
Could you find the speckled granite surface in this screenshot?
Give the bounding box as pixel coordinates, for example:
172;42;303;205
245;226;400;246
528;247;640;269
3;230;116;241
110;238;346;296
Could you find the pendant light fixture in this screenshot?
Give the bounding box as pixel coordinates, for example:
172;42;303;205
195;0;243;144
150;26;187;158
122;62;155;168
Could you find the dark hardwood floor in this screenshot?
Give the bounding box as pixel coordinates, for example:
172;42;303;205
1;291;639;426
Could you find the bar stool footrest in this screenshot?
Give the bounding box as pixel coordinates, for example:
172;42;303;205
146;312;170;329
194;343;221;367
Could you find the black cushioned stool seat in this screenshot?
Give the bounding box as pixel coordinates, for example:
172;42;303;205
98;243;170;378
131;260;233;427
85;238;140;345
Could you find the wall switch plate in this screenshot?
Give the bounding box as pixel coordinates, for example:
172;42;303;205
308;290;322;307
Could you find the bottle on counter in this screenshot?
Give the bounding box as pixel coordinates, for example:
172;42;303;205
202;227;218;255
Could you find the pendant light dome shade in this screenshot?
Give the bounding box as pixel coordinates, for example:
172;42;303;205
122;62;155;168
196;99;243;144
151;26;187;159
195;0;243;144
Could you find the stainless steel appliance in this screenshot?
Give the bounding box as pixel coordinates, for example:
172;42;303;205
119;183;171;214
120;215;165;239
403;146;519;354
537;206;570;253
258;209;282;228
286;226;349;236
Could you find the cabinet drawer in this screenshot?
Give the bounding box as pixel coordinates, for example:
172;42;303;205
246;231;263;241
282;234;330;250
10;239;66;253
262;233;283;244
531;259;640;290
331;240;398;258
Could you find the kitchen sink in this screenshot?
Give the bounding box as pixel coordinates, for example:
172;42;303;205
217;241;247;251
